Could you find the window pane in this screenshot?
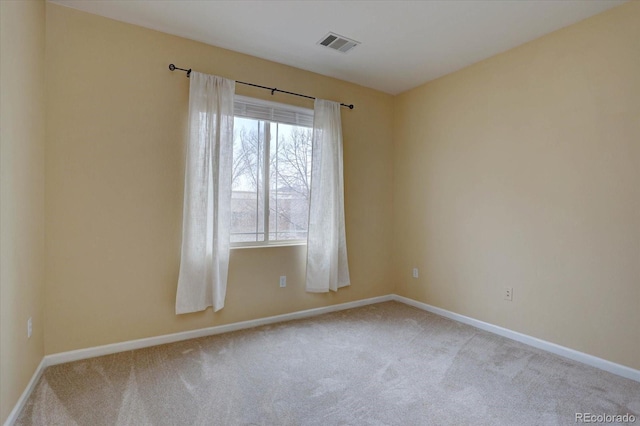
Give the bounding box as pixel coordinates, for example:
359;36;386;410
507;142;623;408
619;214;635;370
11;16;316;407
269;122;312;241
231;117;265;243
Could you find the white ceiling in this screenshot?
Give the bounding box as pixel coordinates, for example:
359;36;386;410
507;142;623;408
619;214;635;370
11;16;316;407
50;0;626;95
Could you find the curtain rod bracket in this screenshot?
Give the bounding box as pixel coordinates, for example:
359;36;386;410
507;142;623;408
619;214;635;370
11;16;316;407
169;63;191;78
271;88;276;96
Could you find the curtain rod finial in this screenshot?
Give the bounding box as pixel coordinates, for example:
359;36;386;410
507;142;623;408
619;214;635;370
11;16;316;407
169;64;176;71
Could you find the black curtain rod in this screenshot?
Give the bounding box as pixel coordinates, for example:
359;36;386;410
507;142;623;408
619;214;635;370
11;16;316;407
169;64;354;110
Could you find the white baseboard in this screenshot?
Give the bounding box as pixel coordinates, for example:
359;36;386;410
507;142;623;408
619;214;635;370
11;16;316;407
3;358;46;426
44;294;394;366
391;294;640;383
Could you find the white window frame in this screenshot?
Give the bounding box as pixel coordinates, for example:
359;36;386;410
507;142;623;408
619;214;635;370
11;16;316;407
230;95;313;248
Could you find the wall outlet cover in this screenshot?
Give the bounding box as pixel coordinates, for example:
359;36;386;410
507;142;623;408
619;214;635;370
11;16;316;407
504;287;513;301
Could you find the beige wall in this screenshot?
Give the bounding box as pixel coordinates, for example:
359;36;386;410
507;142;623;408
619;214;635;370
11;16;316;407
44;4;394;354
0;0;46;422
393;2;640;370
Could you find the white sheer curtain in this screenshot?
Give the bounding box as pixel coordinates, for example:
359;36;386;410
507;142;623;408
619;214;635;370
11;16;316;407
305;99;351;292
176;72;235;314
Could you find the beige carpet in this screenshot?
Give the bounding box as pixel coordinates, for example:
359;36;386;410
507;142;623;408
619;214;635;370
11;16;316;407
16;302;639;425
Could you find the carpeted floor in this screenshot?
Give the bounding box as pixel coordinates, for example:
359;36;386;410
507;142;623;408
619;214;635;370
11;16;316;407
16;302;639;425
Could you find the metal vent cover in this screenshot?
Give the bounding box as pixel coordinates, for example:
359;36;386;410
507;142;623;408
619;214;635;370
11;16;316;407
317;32;360;53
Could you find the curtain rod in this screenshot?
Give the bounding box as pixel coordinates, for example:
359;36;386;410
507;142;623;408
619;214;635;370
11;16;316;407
169;64;354;110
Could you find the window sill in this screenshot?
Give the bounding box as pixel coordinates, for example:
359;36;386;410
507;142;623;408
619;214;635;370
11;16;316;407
230;241;307;250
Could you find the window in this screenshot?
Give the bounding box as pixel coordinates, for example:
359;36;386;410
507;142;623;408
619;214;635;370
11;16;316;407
231;96;313;246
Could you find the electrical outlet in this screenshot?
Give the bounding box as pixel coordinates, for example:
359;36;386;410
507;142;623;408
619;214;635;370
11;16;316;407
412;268;419;278
279;276;286;288
504;287;513;301
27;317;32;339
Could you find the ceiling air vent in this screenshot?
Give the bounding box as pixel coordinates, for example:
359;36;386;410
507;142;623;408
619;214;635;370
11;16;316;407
317;32;360;53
